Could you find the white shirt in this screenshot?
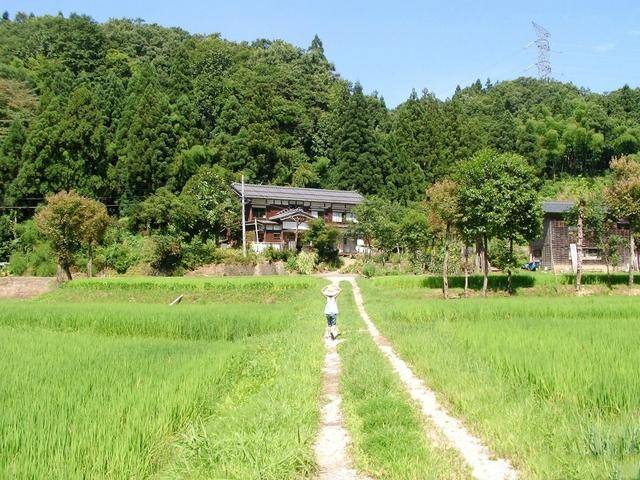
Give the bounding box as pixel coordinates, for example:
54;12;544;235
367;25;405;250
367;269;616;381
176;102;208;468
324;296;339;315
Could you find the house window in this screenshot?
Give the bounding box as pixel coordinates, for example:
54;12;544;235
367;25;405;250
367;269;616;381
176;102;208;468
584;248;601;261
332;212;343;223
345;212;355;222
273;232;281;240
311;210;319;218
252;207;266;219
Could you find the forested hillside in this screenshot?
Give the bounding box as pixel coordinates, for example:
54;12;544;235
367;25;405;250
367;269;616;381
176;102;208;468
2;12;640;216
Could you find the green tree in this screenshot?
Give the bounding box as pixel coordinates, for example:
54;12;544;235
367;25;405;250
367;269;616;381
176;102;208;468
605;156;640;286
456;150;540;296
35;191;109;282
180;166;239;242
134;187;198;236
426;180;460;298
0;214;14;261
348;196;400;257
305;218;339;266
329;83;387;195
79;198;110;277
113;64;177;199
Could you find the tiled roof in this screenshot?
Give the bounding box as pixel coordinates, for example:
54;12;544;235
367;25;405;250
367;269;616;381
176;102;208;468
542;200;575;213
269;207;314;221
232;182;364;204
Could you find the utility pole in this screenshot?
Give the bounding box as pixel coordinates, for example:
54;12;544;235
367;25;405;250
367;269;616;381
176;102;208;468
241;175;246;257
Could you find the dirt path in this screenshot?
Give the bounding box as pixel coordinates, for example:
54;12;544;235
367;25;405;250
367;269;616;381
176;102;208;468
339;275;518;480
0;276;54;299
314;277;368;480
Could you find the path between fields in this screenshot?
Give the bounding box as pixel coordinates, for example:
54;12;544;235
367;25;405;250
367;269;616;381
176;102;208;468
0;276;54;299
327;275;518;480
314;277;370;480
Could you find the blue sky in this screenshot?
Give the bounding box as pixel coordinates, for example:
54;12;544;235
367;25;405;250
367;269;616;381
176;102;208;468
5;0;640;107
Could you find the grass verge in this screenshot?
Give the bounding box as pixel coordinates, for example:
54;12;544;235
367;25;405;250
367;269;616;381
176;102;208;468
337;281;471;479
359;276;640;479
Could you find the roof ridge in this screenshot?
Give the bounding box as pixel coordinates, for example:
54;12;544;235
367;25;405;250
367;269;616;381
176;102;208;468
231;182;362;195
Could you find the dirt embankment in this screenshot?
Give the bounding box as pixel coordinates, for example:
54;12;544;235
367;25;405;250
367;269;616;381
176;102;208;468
0;277;55;299
186;261;287;276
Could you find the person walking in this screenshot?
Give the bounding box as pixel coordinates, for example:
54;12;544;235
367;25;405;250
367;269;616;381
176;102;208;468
322;284;341;340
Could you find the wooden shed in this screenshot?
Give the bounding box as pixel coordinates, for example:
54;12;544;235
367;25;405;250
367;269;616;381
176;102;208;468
530;201;637;272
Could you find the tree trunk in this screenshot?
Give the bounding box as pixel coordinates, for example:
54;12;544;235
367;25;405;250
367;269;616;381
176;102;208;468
442;225;449;299
56;262;72;285
629;227;635;288
481;235;489;297
87;244;93;278
463;244;469;298
576;206;584;292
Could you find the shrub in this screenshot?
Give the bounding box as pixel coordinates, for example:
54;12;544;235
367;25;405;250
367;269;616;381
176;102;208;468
182;238;219;270
150;232;184;275
263;247;291;263
218;248;258;266
286;255;297;273
295;251;317;275
95;231;144;274
30;243;57;276
8;242;56;276
9;251;28;275
363;262;376;278
0;215;13;262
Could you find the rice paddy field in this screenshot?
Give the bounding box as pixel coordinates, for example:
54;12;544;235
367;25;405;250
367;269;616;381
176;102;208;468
0;276;327;479
358;275;640;480
3;272;639;479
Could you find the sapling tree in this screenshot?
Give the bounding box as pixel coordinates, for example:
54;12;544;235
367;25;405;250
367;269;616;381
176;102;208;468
561;179;602;292
78;198;110;277
425;179;459;298
605;156;640;287
591;206;624;287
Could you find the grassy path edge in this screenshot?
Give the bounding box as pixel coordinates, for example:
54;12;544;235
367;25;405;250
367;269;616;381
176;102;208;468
315;277;371;480
342;275;518;480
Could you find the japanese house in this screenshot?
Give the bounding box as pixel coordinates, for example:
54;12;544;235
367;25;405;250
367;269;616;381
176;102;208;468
231;182;364;253
530;200;639;272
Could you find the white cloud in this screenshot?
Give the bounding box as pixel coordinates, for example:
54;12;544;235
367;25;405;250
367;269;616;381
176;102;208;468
594;42;615;53
629;29;640;36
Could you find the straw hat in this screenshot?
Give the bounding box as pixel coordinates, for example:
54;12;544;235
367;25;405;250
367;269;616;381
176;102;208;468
322;284;341;297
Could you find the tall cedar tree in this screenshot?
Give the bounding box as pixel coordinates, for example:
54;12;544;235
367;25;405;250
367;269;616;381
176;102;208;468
329;83;386;195
114;64;177;199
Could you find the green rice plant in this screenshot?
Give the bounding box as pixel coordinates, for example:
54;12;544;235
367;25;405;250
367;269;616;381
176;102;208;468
0;327;240;479
359;277;640;479
368;272;637;295
1;275;327;479
0;302;294;341
42;276;321;303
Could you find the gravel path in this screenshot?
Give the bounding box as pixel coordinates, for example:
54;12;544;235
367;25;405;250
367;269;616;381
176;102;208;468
338;275;518;480
314;277;369;480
